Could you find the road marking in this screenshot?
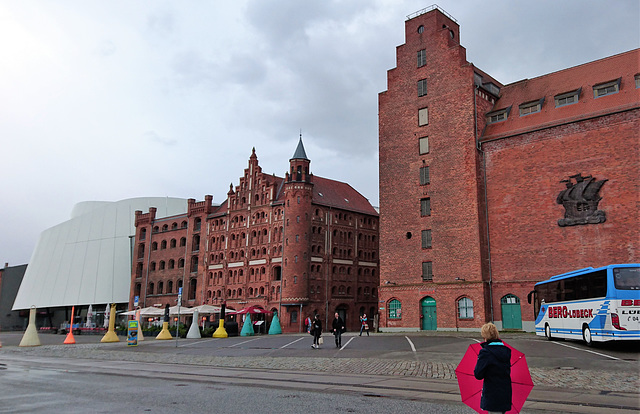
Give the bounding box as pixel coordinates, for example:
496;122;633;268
178;339;216;347
471;338;481;343
280;337;305;349
340;337;355;350
229;338;261;347
551;341;623;361
405;336;416;352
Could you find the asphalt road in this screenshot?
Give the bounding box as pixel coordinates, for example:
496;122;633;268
2;330;638;374
0;363;470;414
1;331;639;413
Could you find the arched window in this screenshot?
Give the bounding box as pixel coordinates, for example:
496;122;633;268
148;283;154;295
171;222;178;230
388;299;401;319
168;259;175;269
194;217;201;231
152;242;158;251
150;262;156;271
167;280;173;293
458;297;474;319
170;239;176;248
178;258;184;268
140;228;146;240
180;237;186;247
159;261;165;270
158;281;164;294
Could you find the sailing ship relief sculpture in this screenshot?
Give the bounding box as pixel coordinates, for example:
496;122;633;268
556;173;607;227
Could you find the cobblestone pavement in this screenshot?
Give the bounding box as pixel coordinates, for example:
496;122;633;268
2;344;638;394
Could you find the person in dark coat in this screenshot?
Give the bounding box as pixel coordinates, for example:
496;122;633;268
311;314;322;349
474;322;512;414
331;312;345;348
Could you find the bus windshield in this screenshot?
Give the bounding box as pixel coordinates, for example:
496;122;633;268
613;267;640;290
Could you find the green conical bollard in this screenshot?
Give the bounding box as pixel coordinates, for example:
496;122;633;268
268;312;282;335
240;313;254;336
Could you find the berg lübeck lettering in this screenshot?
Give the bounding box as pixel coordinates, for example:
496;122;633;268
547;306;593;319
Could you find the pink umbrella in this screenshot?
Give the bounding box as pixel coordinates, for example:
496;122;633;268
233;305;272;315
455;341;534;413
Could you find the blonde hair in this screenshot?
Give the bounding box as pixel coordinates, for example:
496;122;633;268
480;322;500;341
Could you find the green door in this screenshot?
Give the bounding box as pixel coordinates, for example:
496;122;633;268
421;297;437;331
501;294;522;330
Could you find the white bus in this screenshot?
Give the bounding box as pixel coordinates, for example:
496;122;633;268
530;264;639;345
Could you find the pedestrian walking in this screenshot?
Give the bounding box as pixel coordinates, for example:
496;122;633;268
359;313;369;336
473;322;512;414
332;312;345;348
311;314;322;349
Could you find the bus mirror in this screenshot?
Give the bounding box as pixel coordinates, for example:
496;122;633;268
527;290;535;304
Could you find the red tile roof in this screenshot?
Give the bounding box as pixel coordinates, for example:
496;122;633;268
311;176;378;216
481;49;640;142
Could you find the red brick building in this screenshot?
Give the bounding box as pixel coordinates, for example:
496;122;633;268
378;6;639;332
130;140;379;332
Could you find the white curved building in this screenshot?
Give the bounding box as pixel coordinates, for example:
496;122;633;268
13;197;188;310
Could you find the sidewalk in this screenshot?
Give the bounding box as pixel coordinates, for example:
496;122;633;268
1;343;638;413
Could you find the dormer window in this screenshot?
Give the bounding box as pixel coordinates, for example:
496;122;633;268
593;78;621;98
487;107;510;124
554;89;581;107
519;98;544;116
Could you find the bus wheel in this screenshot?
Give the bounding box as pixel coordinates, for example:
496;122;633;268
545;324;552;341
582;325;593;346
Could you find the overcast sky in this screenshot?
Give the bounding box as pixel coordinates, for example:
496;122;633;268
1;1;638;266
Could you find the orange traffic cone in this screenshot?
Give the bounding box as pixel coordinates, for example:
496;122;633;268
64;306;76;345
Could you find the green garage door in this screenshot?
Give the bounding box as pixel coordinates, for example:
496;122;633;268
421;297;437;331
501;294;522;330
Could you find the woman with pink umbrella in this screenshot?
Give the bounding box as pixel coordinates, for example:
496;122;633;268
474;323;512;414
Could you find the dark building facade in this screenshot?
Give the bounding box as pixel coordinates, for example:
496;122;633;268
0;263;28;331
378;7;639;332
130;140;379;332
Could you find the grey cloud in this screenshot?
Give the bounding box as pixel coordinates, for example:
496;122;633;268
144;130;177;146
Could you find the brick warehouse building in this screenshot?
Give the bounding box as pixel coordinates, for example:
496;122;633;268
378;7;639;332
130;140;379;333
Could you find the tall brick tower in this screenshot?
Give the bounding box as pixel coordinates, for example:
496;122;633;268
378;6;493;331
281;138;313;313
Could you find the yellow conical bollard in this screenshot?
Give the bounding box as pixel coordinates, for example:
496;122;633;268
101;304;119;343
156;322;173;340
19;306;41;347
212;318;228;338
136;309;144;342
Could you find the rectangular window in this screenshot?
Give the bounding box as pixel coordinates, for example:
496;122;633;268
417;79;428;97
420;198;431;216
593;79;620;98
419;137;429;154
418;107;429;126
519;99;542;116
487;107;510;124
419;166;430;185
636;74;640;88
417;49;426;67
422;262;433;281
554;89;580;107
421;230;432;249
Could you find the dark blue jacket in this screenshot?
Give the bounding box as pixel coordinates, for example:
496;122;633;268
474;340;512;412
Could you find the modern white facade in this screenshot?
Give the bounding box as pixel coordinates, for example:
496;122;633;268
12;197;188;310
